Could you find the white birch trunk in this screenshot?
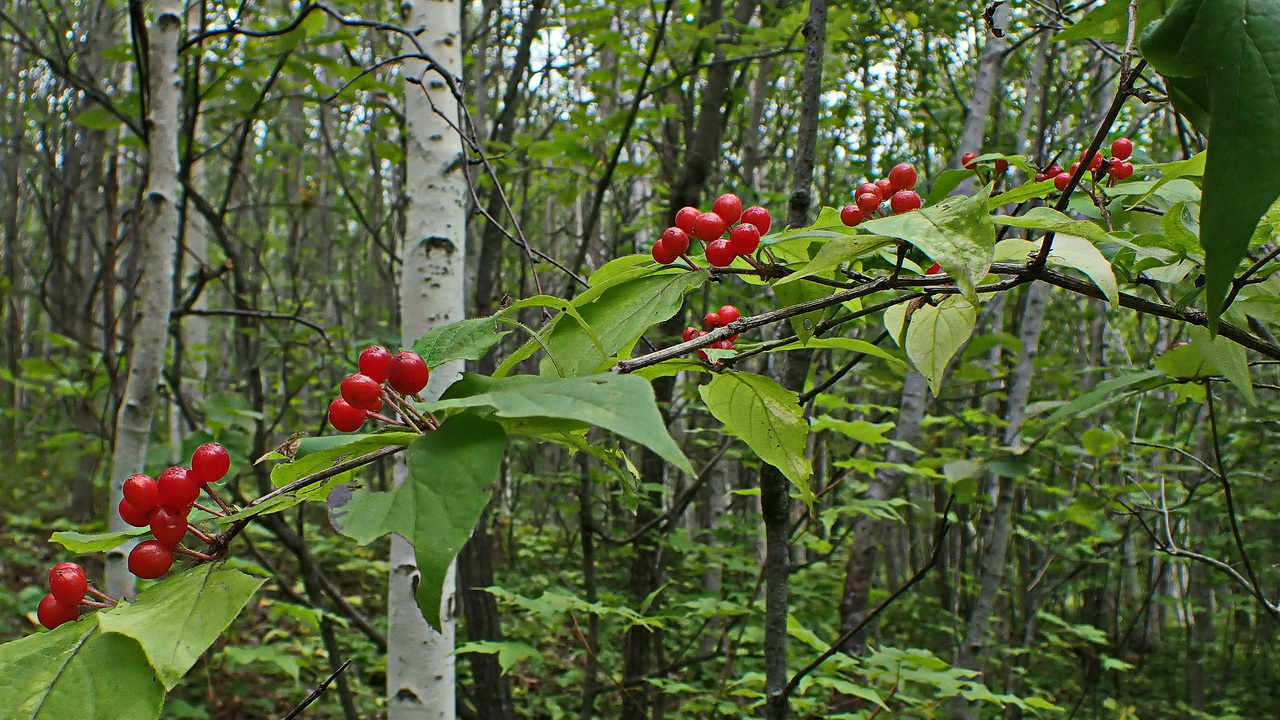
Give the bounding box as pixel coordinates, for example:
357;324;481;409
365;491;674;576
389;0;466;716
105;0;183;599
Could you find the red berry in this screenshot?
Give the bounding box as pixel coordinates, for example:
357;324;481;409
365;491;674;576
728;223;761;256
388;352;430;396
682;327;699;342
1069;161;1081;175
1113;161;1135;180
741;206;771;235
692;212;728;242
961;152;978;170
328;398;365;432
661;227;690;256
994;158;1009;173
1054;172;1073;191
1045;165;1063;177
674;206;700;233
890;190;922;214
1111;137;1134;161
856;192;882;215
704;313;723;330
122;474;160;511
712;193;743;224
652;239;679;265
888;163;918;191
856;182;881;199
926;262;942;275
718;305;741;324
712;340;733;350
840;205;864;226
37;594;79;629
156;466;199;510
875;178;893;196
49;563;87;604
358;345;393;383
128;541;174;579
1082;150;1102;171
340;373;382;410
1034;173;1049;183
705;239;736;267
150;506;189;547
190;443;230;485
119;498;152;527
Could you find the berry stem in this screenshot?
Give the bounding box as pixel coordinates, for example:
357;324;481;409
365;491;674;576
677;254;701;272
173;546;219;562
380;389;433;433
367;411;409;427
202;484;235;516
80;600;115;609
193;500;227;518
188;525;217;544
85;585;119;605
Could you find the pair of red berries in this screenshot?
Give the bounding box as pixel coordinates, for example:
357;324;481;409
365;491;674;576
840;163;922;227
652;194;772;268
960;152;1010;174
36;562;90;629
683;305;741;360
329;346;431;432
1040;138;1136;190
118;442;232;579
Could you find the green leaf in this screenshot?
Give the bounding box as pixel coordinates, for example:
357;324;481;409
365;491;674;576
412;316;509;368
456;641;542;674
773;234;894;286
270;432;417;488
336;414;506;630
698;372;812;492
903;295;978;395
1141;0;1280;327
772;279;832;343
423;373;693;475
1056;0;1171;43
1155;343;1213;379
72;106;124;131
0;621;164;720
49;528;147;553
993;206;1117;246
989;179;1055;208
98;564;265;689
536;270;708;376
1189;326;1257;405
861;185;995;300
773;337;906;370
1047;234;1120;306
1042;370;1168;427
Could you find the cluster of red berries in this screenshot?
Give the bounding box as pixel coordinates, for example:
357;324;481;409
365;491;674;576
960;152;1010;174
118;442;232;580
652;194;772;268
328;346;430;432
839;163;922;227
682;305;741;361
1038;137;1136;190
35;562;96;629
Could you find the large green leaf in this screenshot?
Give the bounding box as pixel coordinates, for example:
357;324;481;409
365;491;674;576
423;373;693;474
271;432;417;488
1056;0;1171;43
0;621;164;720
903;295;977;395
861;185;995;300
993;207;1117;246
773;234;894;286
98;564;265;688
335;413;506;629
537;270;708;376
1141;0;1280;326
698;372;812;493
412;315;509;368
1189;326;1257;405
993;235;1118;306
49;528;147;553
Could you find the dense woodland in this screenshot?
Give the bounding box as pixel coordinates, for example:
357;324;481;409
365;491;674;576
2;0;1279;719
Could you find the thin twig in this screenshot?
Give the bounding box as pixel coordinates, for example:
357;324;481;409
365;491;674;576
278;659;354;720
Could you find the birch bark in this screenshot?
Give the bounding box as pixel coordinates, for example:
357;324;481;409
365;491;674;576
389;1;467;717
105;0;183;599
